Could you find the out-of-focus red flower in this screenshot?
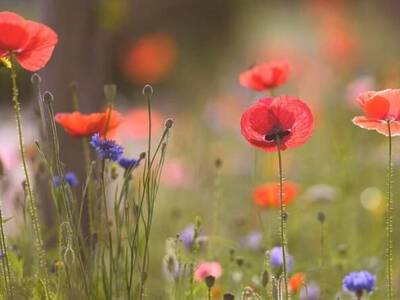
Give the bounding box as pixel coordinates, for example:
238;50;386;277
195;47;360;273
0;11;58;71
352;89;400;136
55;108;123;138
253;181;298;208
194;261;223;281
240;95;314;152
289;272;305;294
121;33;177;84
118;108;162;140
322;16;359;65
307;1;359;67
239;60;290;92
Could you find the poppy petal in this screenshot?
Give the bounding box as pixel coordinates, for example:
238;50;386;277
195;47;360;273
364;95;390;119
16;20;58;71
0;11;30;51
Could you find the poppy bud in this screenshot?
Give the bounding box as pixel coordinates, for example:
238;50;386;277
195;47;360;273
142;84;154;98
317;211;325;223
31;73;42;85
205;275;215;289
236;256;245;267
43;91;54;105
165;118;174;129
139;152;146;160
261;270;269;287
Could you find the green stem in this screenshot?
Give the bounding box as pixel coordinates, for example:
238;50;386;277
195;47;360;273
0;201;13;299
276;140;289;300
386;120;393;300
10;56;49;292
139;87;153;299
320;221;325;299
101;160;113;300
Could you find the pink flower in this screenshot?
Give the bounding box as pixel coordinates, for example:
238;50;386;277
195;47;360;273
194;261;223;281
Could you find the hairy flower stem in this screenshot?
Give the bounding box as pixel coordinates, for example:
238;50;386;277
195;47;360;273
386;121;393;300
10;57;49;292
276;139;289;300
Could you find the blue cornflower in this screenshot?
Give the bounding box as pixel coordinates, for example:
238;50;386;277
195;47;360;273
53;171;79;188
269;246;294;272
118;157;140;170
343;271;376;295
90;133;123;161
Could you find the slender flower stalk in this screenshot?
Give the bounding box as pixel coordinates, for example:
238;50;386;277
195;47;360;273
9;55;49;292
386;120;393;300
139;84;154;298
0;199;13;299
276;138;289;300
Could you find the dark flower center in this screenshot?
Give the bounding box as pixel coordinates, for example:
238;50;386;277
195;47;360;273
264;128;291;142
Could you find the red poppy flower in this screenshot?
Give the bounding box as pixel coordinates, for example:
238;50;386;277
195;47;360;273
120;33;177;84
55;109;123;138
289;272;305;294
240;95;314;152
239;60;290;91
0;11;58;71
352;89;400;136
253;181;298;208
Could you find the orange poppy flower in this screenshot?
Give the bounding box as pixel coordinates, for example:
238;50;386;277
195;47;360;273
289;272;305;294
253;181;298;208
55;108;123;138
352;89;400;136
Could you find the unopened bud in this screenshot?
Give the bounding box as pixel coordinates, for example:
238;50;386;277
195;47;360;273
142;84;153;98
165;118;174;129
205;275;215;289
317;211;325;223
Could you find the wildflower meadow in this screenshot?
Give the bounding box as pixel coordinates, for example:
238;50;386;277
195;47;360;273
0;1;400;299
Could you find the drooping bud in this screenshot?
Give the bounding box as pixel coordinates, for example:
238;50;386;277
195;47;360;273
142;84;154;98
